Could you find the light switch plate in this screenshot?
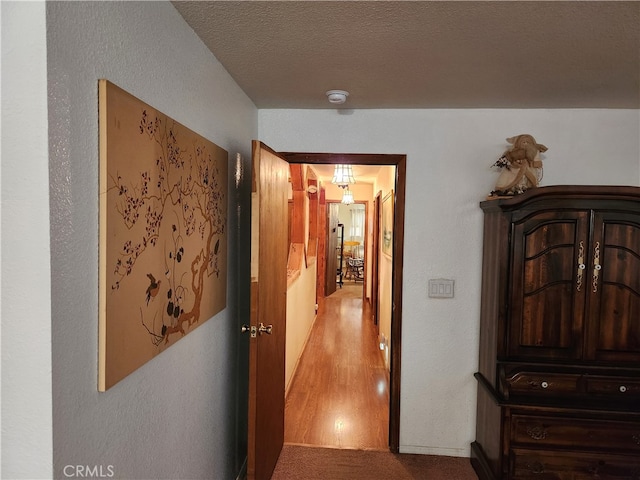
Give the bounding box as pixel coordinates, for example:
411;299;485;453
428;278;455;298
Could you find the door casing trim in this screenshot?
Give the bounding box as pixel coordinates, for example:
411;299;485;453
280;152;406;453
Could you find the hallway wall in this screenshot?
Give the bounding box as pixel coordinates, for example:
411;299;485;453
258;108;640;457
45;3;256;479
373;167;396;372
286;261;318;393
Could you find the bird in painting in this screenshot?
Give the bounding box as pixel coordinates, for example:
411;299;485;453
145;273;161;305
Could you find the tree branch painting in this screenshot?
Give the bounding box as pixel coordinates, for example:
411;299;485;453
98;80;227;391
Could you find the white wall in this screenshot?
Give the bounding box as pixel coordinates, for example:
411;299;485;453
258;108;640;457
43;2;256;479
1;3;53;478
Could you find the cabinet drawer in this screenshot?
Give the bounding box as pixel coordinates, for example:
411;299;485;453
511;448;640;479
511;414;640;453
504;371;581;397
586;376;640;398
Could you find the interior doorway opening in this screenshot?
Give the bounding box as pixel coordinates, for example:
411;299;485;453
280;153;406;452
328;202;366;296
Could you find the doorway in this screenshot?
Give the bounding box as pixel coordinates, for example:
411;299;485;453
329;202;366;296
280;152;406;452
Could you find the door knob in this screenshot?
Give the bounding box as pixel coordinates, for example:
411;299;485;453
258;323;273;335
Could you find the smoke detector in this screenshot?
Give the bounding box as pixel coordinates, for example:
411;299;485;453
326;90;349;105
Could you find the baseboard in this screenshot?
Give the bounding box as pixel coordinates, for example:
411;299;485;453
235;457;247;480
399;445;469;457
285;312;318;398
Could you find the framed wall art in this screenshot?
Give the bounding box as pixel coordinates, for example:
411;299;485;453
382;190;394;258
98;80;228;391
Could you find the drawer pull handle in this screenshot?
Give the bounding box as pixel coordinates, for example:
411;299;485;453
576;241;585;291
633;434;640;445
620;385;627;393
587;461;606;476
525;461;545;474
526;425;548;440
541;381;549;389
592;241;601;293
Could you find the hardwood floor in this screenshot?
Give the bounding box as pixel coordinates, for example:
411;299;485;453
284;285;389;450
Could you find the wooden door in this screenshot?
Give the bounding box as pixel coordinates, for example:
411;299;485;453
508;210;589;360
248;141;289;480
324;202;340;296
586;211;640;363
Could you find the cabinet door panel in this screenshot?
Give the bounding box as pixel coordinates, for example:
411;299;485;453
587;212;640;363
510;212;589;360
522;283;575;349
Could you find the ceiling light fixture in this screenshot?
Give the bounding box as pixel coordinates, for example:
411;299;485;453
331;164;356;188
341;189;354;205
326;90;349;105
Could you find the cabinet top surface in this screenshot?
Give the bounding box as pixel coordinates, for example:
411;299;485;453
481;185;640;211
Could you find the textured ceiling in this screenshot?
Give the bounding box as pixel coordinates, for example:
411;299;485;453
173;1;639;109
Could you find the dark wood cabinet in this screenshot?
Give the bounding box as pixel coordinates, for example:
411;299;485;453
471;186;640;480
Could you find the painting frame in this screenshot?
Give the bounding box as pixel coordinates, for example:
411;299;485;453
98;80;228;391
382;190;394;258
